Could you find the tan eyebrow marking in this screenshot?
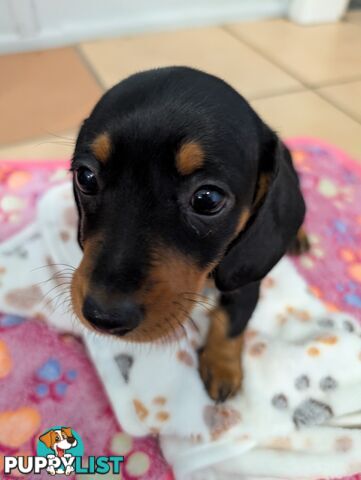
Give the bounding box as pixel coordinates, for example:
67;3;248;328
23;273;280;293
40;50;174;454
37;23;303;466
176;142;204;175
91;132;112;164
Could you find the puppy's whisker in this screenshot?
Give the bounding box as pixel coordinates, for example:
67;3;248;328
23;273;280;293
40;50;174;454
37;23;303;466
43;287;71;311
32;263;76;272
182;291;217;305
34;271;74;287
181;296;215;314
42;281;72;300
172;301;199;335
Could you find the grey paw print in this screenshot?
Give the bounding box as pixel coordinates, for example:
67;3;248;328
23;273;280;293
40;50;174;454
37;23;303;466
319;376;338;392
294;374;310;391
293;398;333;428
271;394;289;410
115;353;134;383
317;318;335;329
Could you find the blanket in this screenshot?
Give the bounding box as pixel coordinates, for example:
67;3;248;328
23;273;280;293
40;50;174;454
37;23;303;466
0;138;361;480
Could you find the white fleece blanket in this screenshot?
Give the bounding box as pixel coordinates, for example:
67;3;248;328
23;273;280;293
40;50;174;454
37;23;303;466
1;182;361;480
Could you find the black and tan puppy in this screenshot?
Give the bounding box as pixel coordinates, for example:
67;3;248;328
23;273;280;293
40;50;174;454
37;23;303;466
71;66;307;402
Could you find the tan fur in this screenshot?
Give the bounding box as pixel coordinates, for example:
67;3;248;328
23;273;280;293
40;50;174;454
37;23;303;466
176;142;204;175
234;208;251;237
71;235;101;334
199;307;243;401
133;247;212;342
39;430;56;449
253;172;271;208
288;226;310;255
91;132;112;164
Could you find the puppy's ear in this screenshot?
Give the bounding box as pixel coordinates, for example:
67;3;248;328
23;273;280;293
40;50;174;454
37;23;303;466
61;427;72;438
215;133;305;292
39;430;55;449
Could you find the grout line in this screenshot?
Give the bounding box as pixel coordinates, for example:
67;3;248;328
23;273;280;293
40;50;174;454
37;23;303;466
314;89;361;125
222;23;361;91
221;24;361;126
221;25;310;90
249;86;305;102
309;75;361;89
74;45;107;92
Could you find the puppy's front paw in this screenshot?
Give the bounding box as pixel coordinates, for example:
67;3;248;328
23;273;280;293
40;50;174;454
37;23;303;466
47;466;56;476
199;348;242;402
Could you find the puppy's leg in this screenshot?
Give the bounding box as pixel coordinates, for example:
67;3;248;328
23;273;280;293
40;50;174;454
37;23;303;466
199;282;260;402
288;226;310;255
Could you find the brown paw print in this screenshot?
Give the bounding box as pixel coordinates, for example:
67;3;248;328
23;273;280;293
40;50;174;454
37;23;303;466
198;348;243;403
133;396;171;430
203;405;241;440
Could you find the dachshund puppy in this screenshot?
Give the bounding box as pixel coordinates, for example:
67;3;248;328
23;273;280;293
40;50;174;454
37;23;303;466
71;67;307;402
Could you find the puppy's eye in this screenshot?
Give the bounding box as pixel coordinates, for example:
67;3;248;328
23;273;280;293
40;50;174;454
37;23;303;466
75;167;98;195
191;185;226;215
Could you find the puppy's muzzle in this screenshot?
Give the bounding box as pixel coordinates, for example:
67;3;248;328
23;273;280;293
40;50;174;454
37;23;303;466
82;296;144;335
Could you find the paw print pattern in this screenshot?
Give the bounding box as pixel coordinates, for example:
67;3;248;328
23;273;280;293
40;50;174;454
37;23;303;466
271;394;289;410
0;313;25;330
0;340;12;379
319;376;338;392
342;319;355;332
0;163;70;243
293;399;333;428
32;358;77;401
299;234;325;269
132;397;171;434
115;353;134;383
338;249;361;309
294;375;310;391
317;318;335;329
203;404;241;440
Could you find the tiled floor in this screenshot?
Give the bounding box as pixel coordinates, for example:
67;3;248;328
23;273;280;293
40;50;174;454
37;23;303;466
1;13;361;161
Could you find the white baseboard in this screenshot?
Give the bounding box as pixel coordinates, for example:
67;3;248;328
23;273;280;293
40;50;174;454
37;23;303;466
0;0;288;54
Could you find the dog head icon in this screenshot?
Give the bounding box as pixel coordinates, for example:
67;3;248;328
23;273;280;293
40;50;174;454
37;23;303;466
39;427;77;457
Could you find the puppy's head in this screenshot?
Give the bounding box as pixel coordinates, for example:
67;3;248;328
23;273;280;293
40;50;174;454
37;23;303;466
71;67;305;341
39;428;76;451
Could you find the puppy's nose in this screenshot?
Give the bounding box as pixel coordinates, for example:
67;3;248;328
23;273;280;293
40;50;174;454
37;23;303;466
82;295;143;335
67;436;76;445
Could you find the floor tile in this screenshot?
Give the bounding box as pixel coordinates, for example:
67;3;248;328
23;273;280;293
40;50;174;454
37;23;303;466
80;26;302;99
345;10;361;25
318;80;361;122
0;48;102;145
227;19;361;87
0;131;76;160
251;90;361;161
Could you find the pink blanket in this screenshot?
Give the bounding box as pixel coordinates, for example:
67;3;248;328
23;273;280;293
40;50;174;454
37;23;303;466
0;138;360;480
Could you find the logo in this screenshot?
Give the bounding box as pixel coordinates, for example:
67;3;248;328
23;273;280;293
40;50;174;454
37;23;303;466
4;426;123;476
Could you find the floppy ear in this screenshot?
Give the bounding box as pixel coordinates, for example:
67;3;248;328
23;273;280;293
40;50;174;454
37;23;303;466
215;135;305;292
61;427;72;438
39;430;55;449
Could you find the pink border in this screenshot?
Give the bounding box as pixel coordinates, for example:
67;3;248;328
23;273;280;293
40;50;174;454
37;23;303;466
285;137;361;176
